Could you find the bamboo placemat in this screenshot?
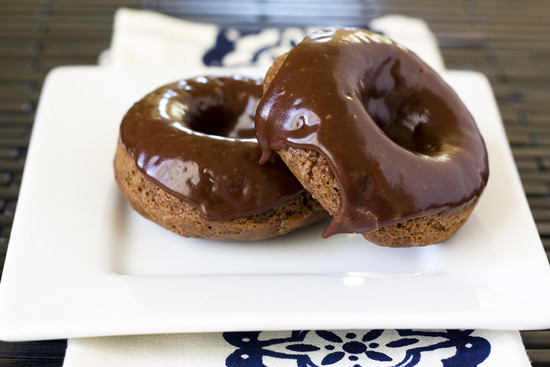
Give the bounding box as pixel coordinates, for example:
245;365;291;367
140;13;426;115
0;1;548;365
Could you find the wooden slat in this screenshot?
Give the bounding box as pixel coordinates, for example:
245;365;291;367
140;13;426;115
0;340;67;359
528;349;550;366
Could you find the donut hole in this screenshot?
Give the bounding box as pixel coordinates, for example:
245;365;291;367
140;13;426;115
355;57;461;157
187;102;258;139
166;76;263;140
374;102;436;154
362;90;451;156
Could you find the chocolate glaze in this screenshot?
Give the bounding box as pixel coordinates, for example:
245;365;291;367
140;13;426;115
255;28;489;237
120;75;304;221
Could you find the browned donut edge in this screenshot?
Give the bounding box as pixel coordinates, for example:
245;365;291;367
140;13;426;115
363;204;476;247
265;55;479;247
114;141;328;241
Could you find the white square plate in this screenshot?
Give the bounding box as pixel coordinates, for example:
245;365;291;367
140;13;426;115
1;66;549;341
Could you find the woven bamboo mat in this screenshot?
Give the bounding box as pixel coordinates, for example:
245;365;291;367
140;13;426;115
0;1;549;365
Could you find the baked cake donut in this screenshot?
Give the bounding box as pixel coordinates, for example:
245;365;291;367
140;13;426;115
255;28;489;247
114;75;327;241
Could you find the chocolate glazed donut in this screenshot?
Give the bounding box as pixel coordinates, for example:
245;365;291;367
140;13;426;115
114;75;327;241
255;28;489;246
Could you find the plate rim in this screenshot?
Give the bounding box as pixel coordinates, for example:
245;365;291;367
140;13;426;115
1;65;550;341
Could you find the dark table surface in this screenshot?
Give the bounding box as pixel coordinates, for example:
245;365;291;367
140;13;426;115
1;0;549;366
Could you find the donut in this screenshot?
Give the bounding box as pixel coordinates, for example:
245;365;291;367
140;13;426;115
255;28;489;247
114;75;327;241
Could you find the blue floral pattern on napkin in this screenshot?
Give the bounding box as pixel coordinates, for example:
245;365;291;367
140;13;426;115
224;330;490;367
203;27;308;67
203;25;371;67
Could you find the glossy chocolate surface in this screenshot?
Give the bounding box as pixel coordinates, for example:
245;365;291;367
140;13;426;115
120;76;304;221
256;28;489;236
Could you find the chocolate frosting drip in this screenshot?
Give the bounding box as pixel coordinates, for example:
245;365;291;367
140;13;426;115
255;28;489;236
120;75;304;221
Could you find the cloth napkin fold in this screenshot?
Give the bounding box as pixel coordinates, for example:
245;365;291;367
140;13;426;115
66;8;532;367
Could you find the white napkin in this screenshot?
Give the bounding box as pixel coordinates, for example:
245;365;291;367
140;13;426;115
100;8;445;72
65;8;532;367
64;329;531;367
